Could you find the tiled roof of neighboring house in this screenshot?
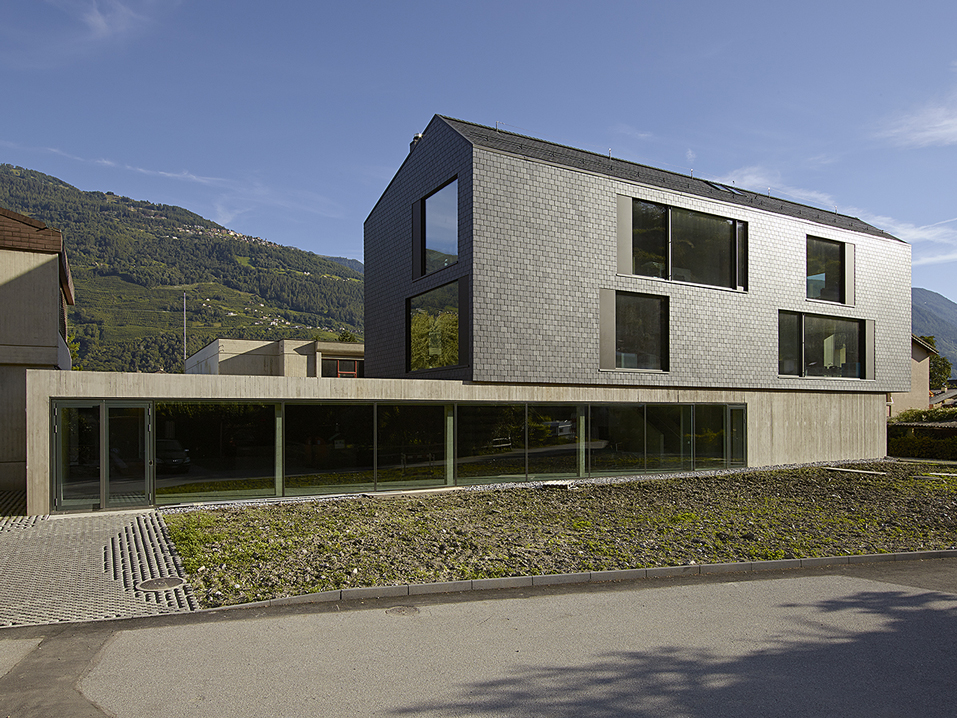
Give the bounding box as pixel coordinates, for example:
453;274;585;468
0;206;75;304
437;116;901;242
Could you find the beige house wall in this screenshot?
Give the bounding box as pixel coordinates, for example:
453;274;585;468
0;251;69;490
889;341;932;416
185;339;364;377
26;369;887;515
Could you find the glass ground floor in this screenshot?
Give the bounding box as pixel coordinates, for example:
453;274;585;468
51;400;746;511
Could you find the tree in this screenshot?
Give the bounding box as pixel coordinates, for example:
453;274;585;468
337;330;359;343
919;336;952;390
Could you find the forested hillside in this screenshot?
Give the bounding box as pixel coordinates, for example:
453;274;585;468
0;164;363;372
913;287;957;378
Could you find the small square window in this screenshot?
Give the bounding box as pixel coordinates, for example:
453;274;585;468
601;290;668;371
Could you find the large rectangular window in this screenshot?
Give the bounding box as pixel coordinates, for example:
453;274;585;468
779;311;869;378
615;292;668;371
413;179;458;278
807;236;853;303
623;197;747;290
409;281;460;371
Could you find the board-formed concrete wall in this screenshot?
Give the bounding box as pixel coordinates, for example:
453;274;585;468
26;369;887;514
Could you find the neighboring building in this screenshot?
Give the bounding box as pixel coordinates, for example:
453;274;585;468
888;335;936;416
0;207;74;490
365;116;911;465
186;339;364;378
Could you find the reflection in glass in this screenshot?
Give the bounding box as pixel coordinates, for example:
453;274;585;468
616;292;667;370
410;282;459;371
807;237;844;302
456;405;527;485
425;180;458;274
154;403;277;505
778;311;801;375
646;405;693;471
693;405;726;469
729;406;747;467
284;404;374;494
632;199;667;278
589;405;646;476
377;404;446;488
57;405;101;510
671;207;734;288
528;405;582;479
804;315;861;378
107;406;148;507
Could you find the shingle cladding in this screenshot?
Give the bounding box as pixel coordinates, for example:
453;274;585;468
365;115;911;393
364;117;474;379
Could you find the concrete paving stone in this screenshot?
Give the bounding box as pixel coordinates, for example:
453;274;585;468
472;576;534;590
645;565;701;578
752;559;803;571
341;584;410;601
532;572;592;586
0;510;196;627
699;562;753;575
590;569;647;582
409;580;472;595
801;556;848;567
849;553;897;564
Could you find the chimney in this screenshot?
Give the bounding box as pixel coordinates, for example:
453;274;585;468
410;133;423;152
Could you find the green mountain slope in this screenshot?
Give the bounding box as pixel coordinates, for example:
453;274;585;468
912;287;957;378
0;164;363;372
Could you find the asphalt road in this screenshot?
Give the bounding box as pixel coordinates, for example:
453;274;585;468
3;559;957;717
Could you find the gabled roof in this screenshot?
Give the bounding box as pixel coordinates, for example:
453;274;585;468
437;116;900;242
912;334;939;355
0;206;75;304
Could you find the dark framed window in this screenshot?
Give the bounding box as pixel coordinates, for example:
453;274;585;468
409;281;460;371
321;359;364;378
611;291;669;371
807;236;854;303
779;310;871;378
413;179;458;278
621;197;747;290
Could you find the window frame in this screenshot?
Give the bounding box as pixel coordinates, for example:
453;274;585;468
412;178;459;279
617;196;748;291
407;279;466;373
778;310;873;379
806;235;855;305
599;289;669;372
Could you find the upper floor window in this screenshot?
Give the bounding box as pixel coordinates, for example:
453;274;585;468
807;236;854;304
779;310;872;379
618;197;747;291
413;179;458;278
599;290;669;371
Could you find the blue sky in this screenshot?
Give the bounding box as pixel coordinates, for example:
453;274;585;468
3;1;957;303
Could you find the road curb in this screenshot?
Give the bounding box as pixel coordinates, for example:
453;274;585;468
204;548;957;613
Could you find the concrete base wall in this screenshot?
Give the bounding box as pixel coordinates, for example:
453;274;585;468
26;369;888;515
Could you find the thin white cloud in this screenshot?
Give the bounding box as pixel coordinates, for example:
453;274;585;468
876;98;957;148
611;124;653;142
874;62;957;148
717;165;957;267
1;0;176;68
686;149;696;165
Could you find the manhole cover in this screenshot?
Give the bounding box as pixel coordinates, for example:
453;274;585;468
136;577;186;591
385;605;419;616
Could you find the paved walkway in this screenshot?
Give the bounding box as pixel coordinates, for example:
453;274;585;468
0;511;197;626
3;558;957;717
